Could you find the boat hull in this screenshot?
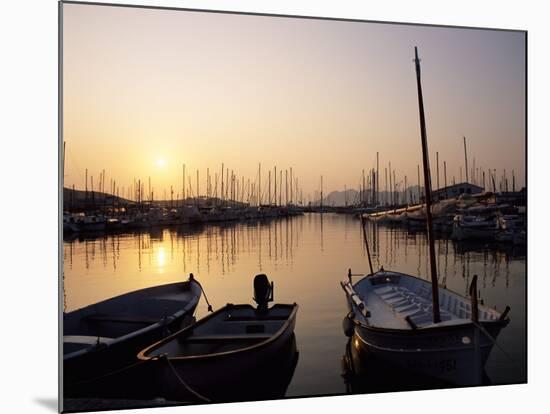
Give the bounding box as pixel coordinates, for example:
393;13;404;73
342;270;509;386
351;320;506;386
63;280;201;396
139;304;298;402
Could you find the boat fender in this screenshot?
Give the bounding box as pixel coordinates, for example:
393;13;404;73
343;311;355;337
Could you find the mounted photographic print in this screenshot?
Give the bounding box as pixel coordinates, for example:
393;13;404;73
60;1;527;412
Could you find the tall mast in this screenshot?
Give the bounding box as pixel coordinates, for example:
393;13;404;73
376;152;379;205
393;170;396;205
274;166;277;206
463;136;469;183
85;168;88;202
258;163;261;205
444;161;448;198
320;175;323;211
207;168;210;198
182;164;185;202
285;170;288;206
436;151;440;190
221;163;224;203
414;46;441;324
384;167;388;205
362;169;365;206
388;163;392;205
404;175;408;204
290;167;293;205
279;170;282;206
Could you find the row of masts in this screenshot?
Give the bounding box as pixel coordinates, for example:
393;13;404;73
68;152;519;210
73;163;310;208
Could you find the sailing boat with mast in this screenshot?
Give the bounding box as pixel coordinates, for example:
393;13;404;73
340;47;510;385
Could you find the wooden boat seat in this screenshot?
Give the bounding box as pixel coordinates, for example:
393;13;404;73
374;285;457;328
83;313;162;325
63;335;114;345
223;315;289;322
186;333;272;342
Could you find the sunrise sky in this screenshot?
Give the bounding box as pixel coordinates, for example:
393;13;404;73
62;2;526;200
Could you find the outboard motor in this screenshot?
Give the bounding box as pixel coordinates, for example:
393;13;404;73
253;274;273;313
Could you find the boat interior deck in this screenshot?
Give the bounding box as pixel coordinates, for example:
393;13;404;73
353;272;500;329
146;304;295;358
63;282;199;355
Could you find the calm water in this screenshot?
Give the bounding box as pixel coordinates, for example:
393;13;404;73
63;213;526;397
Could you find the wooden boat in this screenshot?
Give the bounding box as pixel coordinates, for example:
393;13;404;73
341;270;509;385
342;47;511;386
63;275;202;392
137;274;298;402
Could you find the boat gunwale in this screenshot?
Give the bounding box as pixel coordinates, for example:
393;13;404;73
343;270;510;334
352;324;505;353
351;313;509;336
63;279;202;315
63;279;202;360
137;303;298;362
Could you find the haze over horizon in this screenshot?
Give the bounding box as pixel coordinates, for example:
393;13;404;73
62;3;526;201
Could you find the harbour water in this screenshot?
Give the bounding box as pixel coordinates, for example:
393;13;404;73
63;213;526;398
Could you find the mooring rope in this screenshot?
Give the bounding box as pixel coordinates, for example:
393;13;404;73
190;274;213;313
472;321;519;369
159;354;211;403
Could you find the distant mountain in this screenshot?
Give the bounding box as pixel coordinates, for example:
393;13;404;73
63;187;246;210
63;187;133;210
313;186;424;207
313;189;360;207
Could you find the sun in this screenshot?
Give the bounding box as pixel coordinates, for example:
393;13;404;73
156;159;166;168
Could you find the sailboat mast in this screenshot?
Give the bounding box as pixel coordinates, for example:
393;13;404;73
414;46;441;324
376;152;379;205
274;166;277;206
463;136;469;183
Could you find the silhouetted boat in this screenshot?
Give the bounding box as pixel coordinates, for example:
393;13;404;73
451;214;497;240
137;274;298;402
75;214;107;232
63;275;202;392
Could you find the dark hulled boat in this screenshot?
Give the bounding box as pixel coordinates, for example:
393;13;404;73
63;275;202;394
137;274;298;402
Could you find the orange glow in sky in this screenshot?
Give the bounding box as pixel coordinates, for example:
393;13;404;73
62;4;525;199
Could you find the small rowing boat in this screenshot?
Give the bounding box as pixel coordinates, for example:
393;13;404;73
63;275;202;393
341;270;509;385
137;274;298;402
